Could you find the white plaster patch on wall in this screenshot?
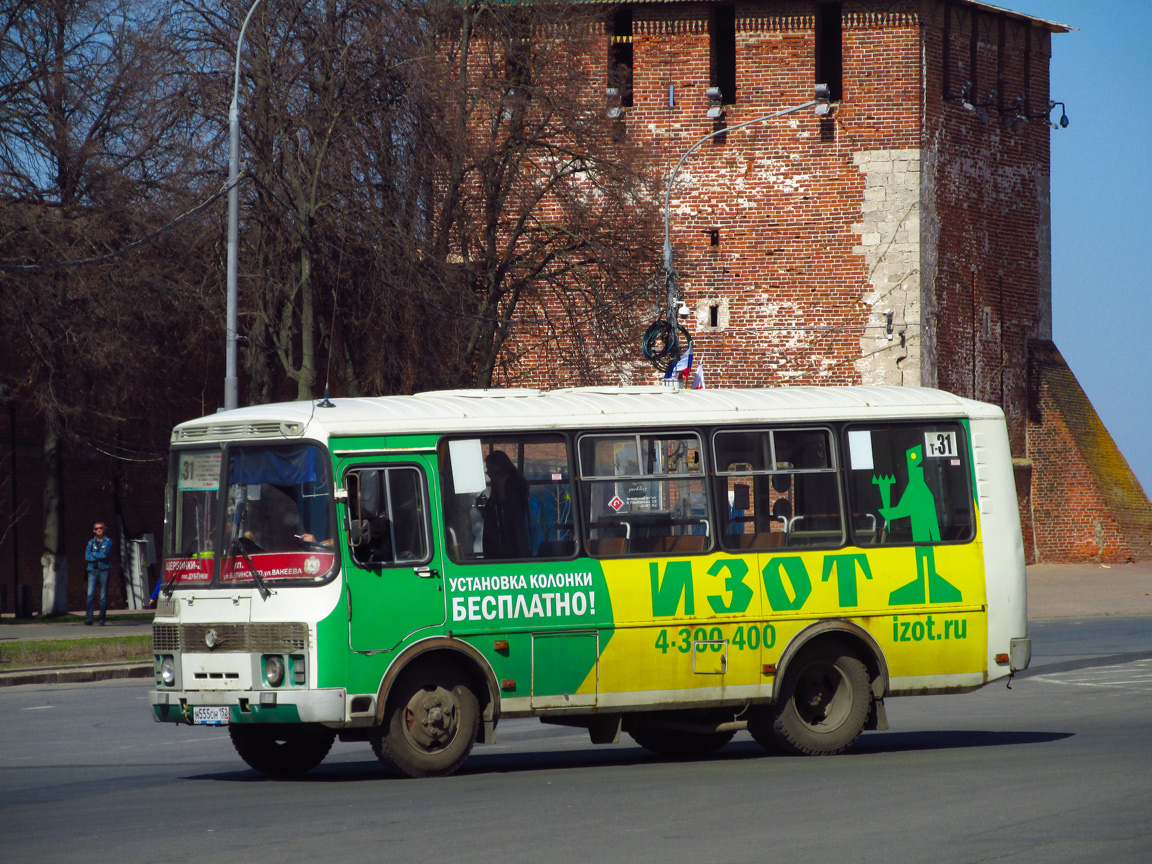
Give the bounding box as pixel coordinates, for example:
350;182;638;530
852;148;921;387
675;157;812;210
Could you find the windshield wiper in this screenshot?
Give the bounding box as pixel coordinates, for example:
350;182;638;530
227;537;272;600
160;566;180;599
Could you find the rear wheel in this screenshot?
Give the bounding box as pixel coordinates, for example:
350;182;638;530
229;723;335;776
373;673;479;778
628;725;735;759
752;645;871;756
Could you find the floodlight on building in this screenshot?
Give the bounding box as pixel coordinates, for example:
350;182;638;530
706;105;724;120
705;86;724;104
1012;94;1028;121
956;82;990;123
1048;100;1070;129
960;81;976;112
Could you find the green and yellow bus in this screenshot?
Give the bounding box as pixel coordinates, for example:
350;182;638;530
150;385;1031;777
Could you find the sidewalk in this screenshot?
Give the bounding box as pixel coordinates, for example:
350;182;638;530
0;609;154;687
2;561;1150;687
1026;560;1152;619
0;609;154;641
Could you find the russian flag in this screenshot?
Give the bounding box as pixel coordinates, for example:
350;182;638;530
691;360;705;390
663;346;693;380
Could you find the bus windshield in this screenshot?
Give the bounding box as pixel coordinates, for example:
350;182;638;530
164;443;337;587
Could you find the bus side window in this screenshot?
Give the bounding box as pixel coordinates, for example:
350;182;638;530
346;469;393;566
845;424;974;547
440;435;575;563
578;432;711;557
387;467;430;563
714;428;841;551
345;467;430;567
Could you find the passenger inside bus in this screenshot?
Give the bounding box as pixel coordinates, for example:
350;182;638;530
480;450;530;559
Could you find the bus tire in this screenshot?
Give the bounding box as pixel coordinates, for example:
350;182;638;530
628;727;735;758
373;675;479;778
229;723;335;776
754;646;871;756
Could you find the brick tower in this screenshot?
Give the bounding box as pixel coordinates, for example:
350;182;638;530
499;0;1151;562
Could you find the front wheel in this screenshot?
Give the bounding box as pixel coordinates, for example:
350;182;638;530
229;723;335;776
751;646;871;756
373;674;479;778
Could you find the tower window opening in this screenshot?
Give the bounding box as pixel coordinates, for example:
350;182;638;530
710;5;736;106
610;8;634;108
816;2;842;102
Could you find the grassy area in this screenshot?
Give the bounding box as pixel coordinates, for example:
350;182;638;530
0;635;152;670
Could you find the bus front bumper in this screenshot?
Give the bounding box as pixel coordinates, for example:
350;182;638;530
149;687;346;726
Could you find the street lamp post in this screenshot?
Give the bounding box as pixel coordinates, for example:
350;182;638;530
224;0;264;412
661;86;831;304
643;87;831;375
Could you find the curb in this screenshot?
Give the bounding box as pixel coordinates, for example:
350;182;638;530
0;661;153;688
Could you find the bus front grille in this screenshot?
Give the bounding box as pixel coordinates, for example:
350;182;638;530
152;622;309;654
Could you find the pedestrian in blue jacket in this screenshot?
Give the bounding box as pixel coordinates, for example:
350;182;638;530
85;522;113;625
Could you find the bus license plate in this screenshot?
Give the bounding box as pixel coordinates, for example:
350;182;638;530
193;706;230;725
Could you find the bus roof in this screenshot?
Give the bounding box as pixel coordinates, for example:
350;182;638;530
171;386;1004;445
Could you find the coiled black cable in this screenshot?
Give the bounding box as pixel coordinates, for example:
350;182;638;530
642;317;692;374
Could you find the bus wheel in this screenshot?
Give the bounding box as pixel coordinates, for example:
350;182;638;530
373;676;479;778
229;723;335;776
628;727;735;759
753;646;871;756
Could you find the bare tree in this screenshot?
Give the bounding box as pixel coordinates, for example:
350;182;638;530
0;0;216;613
395;1;663;389
181;0;662;402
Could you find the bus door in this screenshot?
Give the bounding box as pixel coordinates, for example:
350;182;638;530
339;455;446;652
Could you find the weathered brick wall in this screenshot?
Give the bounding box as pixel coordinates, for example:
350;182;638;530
503;0;1057;422
1026;342;1152;562
920;0;1052;460
496;1;1152;561
501;2;925;390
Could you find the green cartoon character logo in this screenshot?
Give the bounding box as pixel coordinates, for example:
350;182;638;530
873;445;962;605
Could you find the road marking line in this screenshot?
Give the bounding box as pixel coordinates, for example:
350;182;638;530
1033;660;1152;691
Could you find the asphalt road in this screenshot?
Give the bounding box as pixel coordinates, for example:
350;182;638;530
1;616;1150;863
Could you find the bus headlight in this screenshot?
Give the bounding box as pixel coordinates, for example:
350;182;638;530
264;655;285;688
160;656;175;686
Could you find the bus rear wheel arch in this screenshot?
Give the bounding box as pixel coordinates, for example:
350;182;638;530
372;662;481;778
751;641;873;756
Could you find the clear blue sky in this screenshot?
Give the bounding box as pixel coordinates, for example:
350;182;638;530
1007;1;1152;495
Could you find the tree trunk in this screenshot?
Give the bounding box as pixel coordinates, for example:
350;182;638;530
39;416;67;616
297;238;315;401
